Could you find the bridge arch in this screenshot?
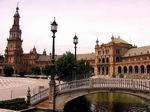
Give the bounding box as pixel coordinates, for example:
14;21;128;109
63;90;150;111
55;78;150;110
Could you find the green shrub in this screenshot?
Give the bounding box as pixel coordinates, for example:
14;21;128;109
19;71;27;77
3;65;14;77
119;74;124;78
112;73;116;78
0;98;27;110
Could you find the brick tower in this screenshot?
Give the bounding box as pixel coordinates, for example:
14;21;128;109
5;5;23;73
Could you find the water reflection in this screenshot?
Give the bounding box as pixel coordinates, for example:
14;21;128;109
63;96;92;112
64;92;150;112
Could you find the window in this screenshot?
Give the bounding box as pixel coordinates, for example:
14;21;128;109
140;65;145;73
129;66;132;73
103;50;104;54
134;66;138;73
123;66;127;74
116;57;120;62
106;50;109;54
118;66;122;74
106;58;109;63
116;49;120;54
102;58;105;63
99;59;101;63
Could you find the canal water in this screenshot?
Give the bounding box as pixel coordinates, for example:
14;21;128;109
64;92;150;112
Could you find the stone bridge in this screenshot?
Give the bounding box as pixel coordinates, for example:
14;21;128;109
55;78;150;109
29;78;150;110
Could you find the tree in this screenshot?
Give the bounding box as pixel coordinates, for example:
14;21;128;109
31;66;41;75
3;65;14;77
42;65;52;76
56;52;75;81
77;60;92;79
0;55;4;63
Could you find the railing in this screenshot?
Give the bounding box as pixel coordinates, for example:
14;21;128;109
56;78;150;94
30;88;49;105
28;78;150;105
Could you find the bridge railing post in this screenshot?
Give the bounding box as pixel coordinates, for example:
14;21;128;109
89;78;93;88
27;87;31;106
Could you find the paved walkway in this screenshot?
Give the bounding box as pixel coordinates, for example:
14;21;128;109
0;77;49;101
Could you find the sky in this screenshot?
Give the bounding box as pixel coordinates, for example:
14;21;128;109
0;0;150;55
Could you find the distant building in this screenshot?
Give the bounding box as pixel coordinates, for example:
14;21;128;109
1;6;150;79
3;6;51;74
94;35;150;78
0;6;95;75
77;53;95;72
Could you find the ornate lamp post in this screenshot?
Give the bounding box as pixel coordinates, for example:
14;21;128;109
73;33;78;80
50;17;57;112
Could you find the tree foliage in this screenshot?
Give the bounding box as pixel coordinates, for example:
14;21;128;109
56;52;75;81
3;64;14;77
31;66;41;75
0;55;4;63
77;60;92;79
42;65;52;76
56;52;92;81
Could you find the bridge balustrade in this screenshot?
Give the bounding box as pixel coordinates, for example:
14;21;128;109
56;78;150;94
30;88;49;105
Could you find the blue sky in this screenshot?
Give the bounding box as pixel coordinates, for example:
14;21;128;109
0;0;150;55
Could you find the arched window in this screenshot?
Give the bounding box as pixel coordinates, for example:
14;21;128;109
140;65;145;73
147;65;150;73
118;66;122;74
102;67;105;75
134;66;138;74
116;57;120;62
123;66;127;74
129;66;133;74
99;59;101;63
98;67;100;73
102;58;105;63
106;58;109;63
106;67;109;75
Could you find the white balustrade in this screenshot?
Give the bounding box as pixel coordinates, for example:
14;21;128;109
30;88;49;105
57;78;150;94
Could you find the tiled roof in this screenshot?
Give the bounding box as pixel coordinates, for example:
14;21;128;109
55;55;62;61
77;53;95;60
36;55;50;62
123;45;150;57
108;37;129;44
36;53;95;62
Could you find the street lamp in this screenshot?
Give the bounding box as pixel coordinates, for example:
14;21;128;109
50;17;57;112
73;33;78;80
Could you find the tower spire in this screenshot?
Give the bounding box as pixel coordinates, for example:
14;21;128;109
14;2;20;18
16;2;19;13
96;38;99;45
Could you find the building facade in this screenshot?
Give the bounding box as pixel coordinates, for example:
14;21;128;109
1;6;94;75
1;6;150;79
94;35;150;79
3;6;51;74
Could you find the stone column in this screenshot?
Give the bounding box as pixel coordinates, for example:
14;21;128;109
27;87;31;106
94;65;99;76
49;78;56;109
